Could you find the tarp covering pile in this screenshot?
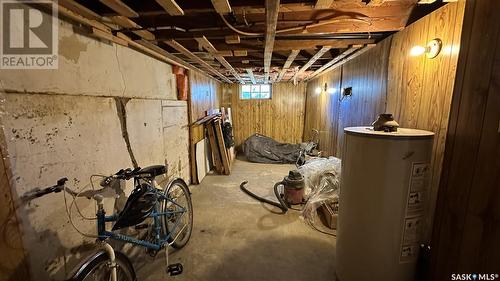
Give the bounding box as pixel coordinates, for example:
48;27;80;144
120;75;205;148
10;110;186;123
243;134;303;164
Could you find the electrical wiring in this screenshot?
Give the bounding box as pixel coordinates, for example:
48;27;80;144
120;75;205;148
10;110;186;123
62;174;109;238
63;185;99;238
219;14;372;37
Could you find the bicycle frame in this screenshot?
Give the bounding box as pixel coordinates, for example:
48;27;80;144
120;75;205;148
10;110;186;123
95;184;187;252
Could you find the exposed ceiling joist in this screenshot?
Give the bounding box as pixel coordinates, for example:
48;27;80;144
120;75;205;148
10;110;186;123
276;50;300;82
111;16;155;40
165;40;232;83
155;0;184;16
195;36;245;84
59;0;101;20
225;35;240;44
318;44;377;77
136;40;206;73
246;69;257;84
264;0;280;83
315;0;334;9
367;0;387;6
216;50;234;57
233;50;248;57
211;0;232;14
305;47;360;81
292;46;331;81
99;0;138;18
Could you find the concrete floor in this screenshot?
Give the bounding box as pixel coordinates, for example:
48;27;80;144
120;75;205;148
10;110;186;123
135;159;337;281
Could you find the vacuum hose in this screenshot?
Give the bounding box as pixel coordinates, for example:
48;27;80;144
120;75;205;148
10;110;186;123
240;180;288;214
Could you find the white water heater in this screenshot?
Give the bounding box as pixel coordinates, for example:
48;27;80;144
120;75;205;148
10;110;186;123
336;126;434;281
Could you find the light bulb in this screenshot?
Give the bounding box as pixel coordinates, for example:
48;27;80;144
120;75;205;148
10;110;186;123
410;45;426;57
315;87;321;94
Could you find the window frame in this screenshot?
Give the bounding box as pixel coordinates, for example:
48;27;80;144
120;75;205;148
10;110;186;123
240;84;272;100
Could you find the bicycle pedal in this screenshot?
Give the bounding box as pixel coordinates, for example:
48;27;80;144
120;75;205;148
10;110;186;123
166;263;183;276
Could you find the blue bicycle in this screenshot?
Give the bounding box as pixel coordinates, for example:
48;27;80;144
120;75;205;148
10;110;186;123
23;165;193;281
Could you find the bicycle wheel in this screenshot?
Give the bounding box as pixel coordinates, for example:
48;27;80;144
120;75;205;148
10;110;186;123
161;178;193;249
70;251;136;281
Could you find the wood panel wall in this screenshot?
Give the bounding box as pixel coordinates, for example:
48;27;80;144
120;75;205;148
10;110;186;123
304;39;391;157
187;70;221;182
303;2;465;241
430;0;500;277
224;82;306;148
387;1;465;241
188;70;221;124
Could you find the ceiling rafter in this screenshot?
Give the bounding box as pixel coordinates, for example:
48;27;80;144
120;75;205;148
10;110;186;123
292;46;331;81
99;0;138;18
276;50;300;82
314;44;377;78
164;40;233;83
264;0;280;83
54;0;223;83
211;0;232;14
305;47;361;81
154;0;184;16
246;69;257;84
111;16;155;40
315;0;334;9
195;36;245;84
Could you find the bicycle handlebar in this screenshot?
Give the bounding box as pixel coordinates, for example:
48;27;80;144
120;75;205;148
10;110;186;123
21;177;68;201
22;167;141;201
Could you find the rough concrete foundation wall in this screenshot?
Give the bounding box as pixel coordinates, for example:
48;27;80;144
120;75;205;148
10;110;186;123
0;19;189;280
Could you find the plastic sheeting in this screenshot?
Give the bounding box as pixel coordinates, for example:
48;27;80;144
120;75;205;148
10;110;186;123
243;133;304;164
299;157;341;233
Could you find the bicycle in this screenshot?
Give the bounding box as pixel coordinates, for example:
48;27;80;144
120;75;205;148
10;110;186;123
22;165;193;281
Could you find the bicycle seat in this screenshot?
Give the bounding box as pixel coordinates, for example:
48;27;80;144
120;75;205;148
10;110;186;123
136;165;167;178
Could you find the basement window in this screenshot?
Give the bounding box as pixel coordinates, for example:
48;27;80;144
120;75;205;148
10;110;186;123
241;84;272;100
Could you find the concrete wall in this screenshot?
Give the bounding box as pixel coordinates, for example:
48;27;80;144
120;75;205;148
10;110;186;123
0;16;190;280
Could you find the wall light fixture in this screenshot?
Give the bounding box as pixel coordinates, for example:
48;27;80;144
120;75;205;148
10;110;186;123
410;38;442;58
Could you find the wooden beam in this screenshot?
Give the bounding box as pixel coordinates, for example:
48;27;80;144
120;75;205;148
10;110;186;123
164;40;232;83
233;50;248;57
225;35;240;44
264;0;280;82
99;0;138;17
367;0;387;6
315;44;376;78
135;40;224;83
91;27;127;46
276;50;300;82
305;47;360;81
195;36;245;84
55;2;222;83
216;50;233;57
315;0;334;9
111;16;155;40
59;0;101;20
55;1;111;32
292;46;331;81
155;0;184;16
211;0;232;14
246;69;257;84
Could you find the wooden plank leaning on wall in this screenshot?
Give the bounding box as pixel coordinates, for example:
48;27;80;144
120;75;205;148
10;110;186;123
430;0;500;278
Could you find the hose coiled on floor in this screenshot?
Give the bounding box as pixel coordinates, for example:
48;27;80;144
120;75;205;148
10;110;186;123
239;180;288;214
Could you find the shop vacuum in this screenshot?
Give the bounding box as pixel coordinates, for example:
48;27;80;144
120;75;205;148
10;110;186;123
240;170;305;213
